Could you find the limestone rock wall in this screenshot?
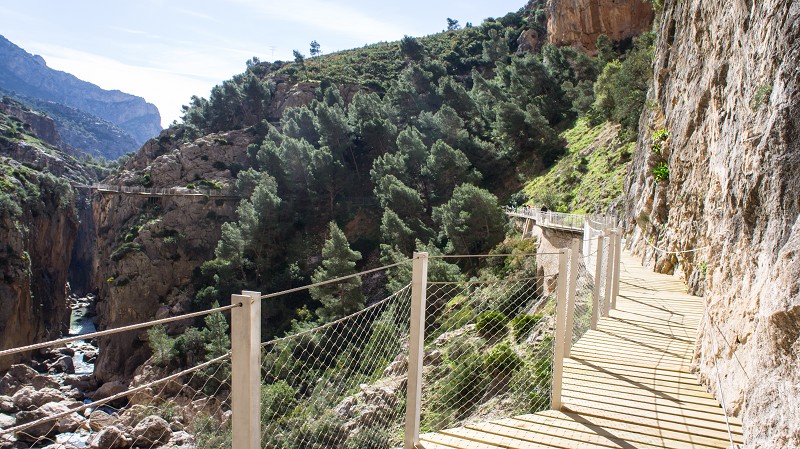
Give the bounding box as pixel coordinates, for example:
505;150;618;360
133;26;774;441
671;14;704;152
623;1;800;446
547;0;654;53
0;172;79;372
91;130;251;381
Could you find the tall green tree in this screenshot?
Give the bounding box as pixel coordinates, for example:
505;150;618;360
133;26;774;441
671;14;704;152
432;183;507;256
310;222;364;321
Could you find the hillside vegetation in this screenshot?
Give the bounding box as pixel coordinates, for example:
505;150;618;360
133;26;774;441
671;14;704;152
99;4;658;341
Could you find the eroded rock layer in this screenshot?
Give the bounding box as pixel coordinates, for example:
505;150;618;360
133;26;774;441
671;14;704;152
624;1;800;446
547;0;654;53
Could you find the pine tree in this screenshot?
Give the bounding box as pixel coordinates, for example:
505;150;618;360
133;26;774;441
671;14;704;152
432;183;507;257
310;222;364;322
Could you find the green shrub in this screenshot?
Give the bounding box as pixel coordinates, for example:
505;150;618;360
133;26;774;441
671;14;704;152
147;325;176;366
261;380;298;423
439;343;488;409
750;84;773;110
652;162;669;182
192;413;231;449
110;242;142;261
197;179;223;190
650;129;669;154
476;311;508;340
484;341;523;378
0;190;21;217
511;314;542;342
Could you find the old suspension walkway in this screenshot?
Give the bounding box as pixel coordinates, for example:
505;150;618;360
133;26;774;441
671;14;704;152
418;249;744;449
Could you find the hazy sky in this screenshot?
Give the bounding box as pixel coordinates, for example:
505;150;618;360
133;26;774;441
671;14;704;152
2;0;525;127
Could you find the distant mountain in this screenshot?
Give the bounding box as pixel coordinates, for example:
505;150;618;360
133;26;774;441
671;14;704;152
0;34;162;158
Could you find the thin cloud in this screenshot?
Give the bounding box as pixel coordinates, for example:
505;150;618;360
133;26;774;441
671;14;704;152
227;0;422;42
23;42;219;126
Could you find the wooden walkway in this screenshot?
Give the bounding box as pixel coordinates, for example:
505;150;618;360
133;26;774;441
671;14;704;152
419;250;743;449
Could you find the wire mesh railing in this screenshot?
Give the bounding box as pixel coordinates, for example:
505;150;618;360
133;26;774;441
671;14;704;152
0;307;235;449
259;284;412;449
1;219;626;449
419;272;556;433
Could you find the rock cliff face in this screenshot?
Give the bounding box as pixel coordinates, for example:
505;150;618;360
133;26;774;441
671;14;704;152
0;98;62;149
91;129;252;381
546;0;654;53
0;35;161;157
623;1;800;447
0;115;91;371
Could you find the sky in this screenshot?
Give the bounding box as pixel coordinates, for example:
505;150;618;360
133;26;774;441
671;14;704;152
1;0;526;127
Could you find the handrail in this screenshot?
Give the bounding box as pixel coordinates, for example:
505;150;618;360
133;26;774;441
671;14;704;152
0;302;240;359
702;301;746;449
73;183;239;198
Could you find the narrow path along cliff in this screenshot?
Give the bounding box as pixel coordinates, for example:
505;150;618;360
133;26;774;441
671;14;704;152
420;249;743;449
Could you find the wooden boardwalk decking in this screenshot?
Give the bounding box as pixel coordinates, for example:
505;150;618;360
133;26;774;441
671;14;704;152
419;250;744;449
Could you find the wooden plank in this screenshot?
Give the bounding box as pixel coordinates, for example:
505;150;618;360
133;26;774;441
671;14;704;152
563;370;715;399
566;357;696;376
561;403;743;444
420;432;504;449
561;396;743;431
568;354;694;373
563;377;722;407
561;380;729;413
538;410;743;447
563;360;704;383
442;426;594;449
562;389;737;423
514;411;735;449
468;420;658;449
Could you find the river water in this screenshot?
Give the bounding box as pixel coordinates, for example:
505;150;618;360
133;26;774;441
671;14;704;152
67;295;96;377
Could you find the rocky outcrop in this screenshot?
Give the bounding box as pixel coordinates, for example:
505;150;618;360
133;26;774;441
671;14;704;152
623;1;800;446
91;129;251;381
546;0;654;53
0;98;62;148
0;34;161;156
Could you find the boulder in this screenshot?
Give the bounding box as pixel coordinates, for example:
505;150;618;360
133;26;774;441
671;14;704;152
56;347;75;357
14;402;82;442
0;365;38;396
32;375;61;390
130;416;170;448
89;410;120;432
423;350;443;366
0;413;15;428
0;396;15;414
82;351;98;364
12;387;66;411
49;357;75;375
88;426;131;449
91;381;128;408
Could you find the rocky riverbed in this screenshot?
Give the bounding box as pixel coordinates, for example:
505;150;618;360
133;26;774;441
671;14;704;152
0;295;229;449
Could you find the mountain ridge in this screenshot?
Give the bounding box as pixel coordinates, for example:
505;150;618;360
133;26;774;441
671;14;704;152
0;34;162;158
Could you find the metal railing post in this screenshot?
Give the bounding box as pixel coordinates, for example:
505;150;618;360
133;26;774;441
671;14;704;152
564;240;579;357
591;232;604;330
611;229;623;310
405;252;428;449
232;291;261;449
603;230;614;316
551;248;569;411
